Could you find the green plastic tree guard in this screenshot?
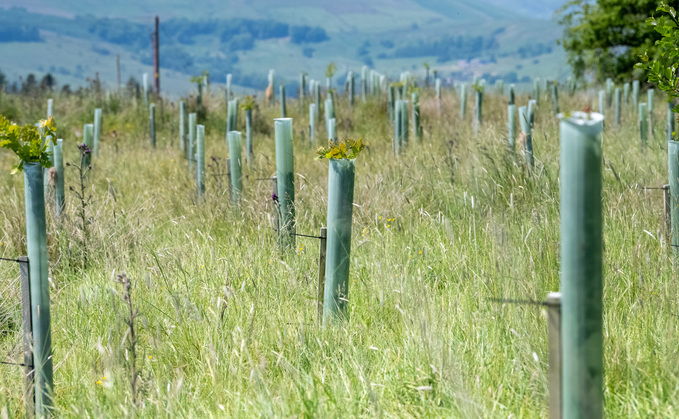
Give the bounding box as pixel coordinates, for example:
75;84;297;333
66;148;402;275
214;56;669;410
188;113;196;170
246;108;253;166
196;124;205;198
180;101;186;154
226;100;234;133
624;82;630;104
435;78;441;100
551;83;559;115
460;83;467;119
143;72;149;107
648;89;655;137
274;118;295;249
474;89;483;134
228;131;243;205
668;101;676;144
328;118;337;142
361;66;368;102
24;162;53;416
315;82;321;112
54;139;65;217
528;100;536;131
598;90;605;116
149;103;156;148
558;111;604;419
47;98;53;118
668;140;679;262
322;158;356;323
309;104;317;145
605;78;613;108
632;80;640;108
519;106;534;167
83;123;94;168
388;85;395;123
400;100;409;145
280;85;287;118
614;87;621;127
394;99;402;155
508;103;516;150
348;71;355;107
412;91;421;141
93;108;102;156
640;103;648;144
226;73;232;101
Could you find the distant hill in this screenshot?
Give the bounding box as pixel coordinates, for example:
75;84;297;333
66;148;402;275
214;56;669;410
0;1;568;95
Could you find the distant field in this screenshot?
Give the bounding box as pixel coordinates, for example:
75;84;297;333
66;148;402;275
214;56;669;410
0;1;566;95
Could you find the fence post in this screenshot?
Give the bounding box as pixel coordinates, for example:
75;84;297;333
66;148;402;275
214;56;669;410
188;113;196;170
316;227;327;325
179;101;186;154
546;292;562;419
54;139;65;217
196;125;205;199
19;256;34;418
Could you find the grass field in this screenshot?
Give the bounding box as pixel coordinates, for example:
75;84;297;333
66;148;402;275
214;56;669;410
0;83;677;417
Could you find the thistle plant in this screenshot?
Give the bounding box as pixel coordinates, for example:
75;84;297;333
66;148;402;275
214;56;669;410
114;272;141;407
316;138;366;160
0;115;55;173
67;143;93;268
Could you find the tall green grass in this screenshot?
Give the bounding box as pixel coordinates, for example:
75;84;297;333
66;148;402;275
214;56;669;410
0;86;676;417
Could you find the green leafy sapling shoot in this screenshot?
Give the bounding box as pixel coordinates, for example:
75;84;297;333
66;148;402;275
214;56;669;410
0;115;56;174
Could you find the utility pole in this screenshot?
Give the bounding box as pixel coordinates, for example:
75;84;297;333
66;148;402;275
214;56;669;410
153;16;160;95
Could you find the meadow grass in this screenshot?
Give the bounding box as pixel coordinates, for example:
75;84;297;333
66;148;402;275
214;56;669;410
0;86;677;417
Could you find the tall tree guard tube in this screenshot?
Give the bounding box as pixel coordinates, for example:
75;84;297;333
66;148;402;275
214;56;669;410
54;139;65;217
149;103;156;148
24;162;53;416
400;100;409;145
639;103;648;144
473;87;483;134
614;87;621;127
668;101;676;144
459;83;467;119
188;113;196;170
180;101;186;154
648;89;655;137
519;106;534;167
196;124;205;199
274;118;295;249
668;139;679;263
632;80;640;109
322;158;356;323
328;118;337;142
228;131;243;205
558;111;604;419
507;86;516;150
412;90;421;141
246;108;254;166
598;90;605;116
309;104;317;145
623;82;630;104
47;98;53;118
388;85;395;123
551;83;559;115
394;99;402;155
348;71;355;107
93;108;102;156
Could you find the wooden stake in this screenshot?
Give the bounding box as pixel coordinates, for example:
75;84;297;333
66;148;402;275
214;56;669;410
316;227;327;325
547;292;562;419
19;256;34;418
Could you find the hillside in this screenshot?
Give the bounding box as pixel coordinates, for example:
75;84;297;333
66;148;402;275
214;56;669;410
0;1;567;95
